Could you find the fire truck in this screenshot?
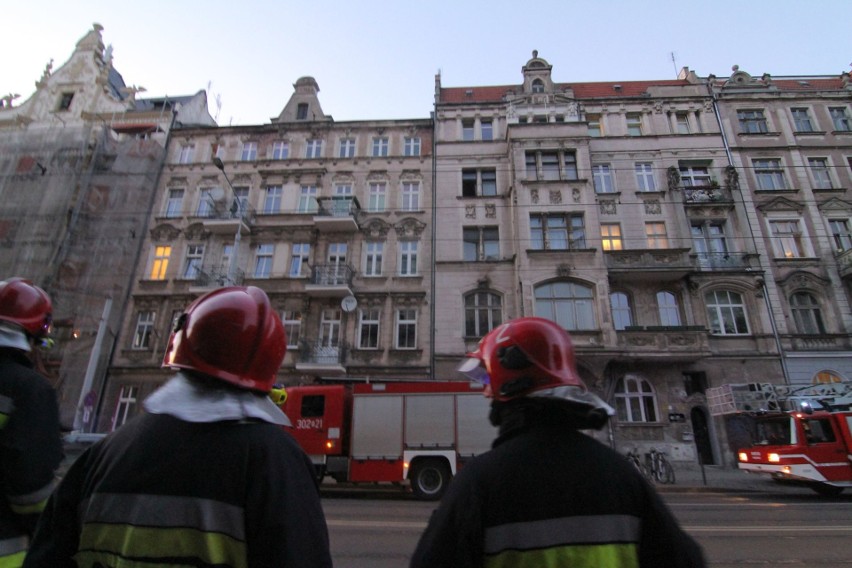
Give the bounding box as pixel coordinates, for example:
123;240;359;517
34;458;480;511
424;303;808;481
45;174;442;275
279;381;498;500
708;381;852;496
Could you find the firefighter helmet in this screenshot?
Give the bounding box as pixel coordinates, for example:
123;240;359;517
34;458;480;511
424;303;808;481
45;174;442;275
0;277;52;338
459;317;612;415
163;286;286;393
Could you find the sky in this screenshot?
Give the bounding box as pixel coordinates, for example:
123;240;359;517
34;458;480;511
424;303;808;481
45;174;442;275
2;0;850;126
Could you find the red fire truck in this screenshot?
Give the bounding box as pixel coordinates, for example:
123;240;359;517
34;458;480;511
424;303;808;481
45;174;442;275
280;381;497;499
708;382;852;496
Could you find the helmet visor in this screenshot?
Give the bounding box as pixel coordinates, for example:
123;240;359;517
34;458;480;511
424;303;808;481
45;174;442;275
457;357;490;384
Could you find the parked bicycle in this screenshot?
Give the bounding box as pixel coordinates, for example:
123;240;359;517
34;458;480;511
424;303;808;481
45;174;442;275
645;448;676;484
625;448;649;480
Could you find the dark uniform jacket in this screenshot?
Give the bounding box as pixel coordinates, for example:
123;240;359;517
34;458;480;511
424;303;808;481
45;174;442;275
0;348;62;568
24;411;332;567
411;408;706;568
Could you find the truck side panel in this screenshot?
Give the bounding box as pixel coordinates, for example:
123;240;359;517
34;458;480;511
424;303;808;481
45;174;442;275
405;395;455;449
351;395;403;459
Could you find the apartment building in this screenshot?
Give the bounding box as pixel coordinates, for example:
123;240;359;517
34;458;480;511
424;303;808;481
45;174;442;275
102;77;433;431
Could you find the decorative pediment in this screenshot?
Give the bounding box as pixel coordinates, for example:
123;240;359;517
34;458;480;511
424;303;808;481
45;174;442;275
756;196;803;213
394;217;426;238
361;218;391;238
778;270;830;290
184;222;210;241
150;223;180;241
817;197;852;213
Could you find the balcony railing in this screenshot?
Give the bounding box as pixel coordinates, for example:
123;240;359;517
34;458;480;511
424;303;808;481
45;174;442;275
304;264;355;297
295;340;347;376
682;185;733;204
837;249;852;279
616;326;711;361
190;266;245;288
198;203;255;234
314;196;361;232
692;252;757;271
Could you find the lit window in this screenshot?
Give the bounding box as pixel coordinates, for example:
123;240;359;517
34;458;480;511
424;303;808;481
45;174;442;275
646;222;668;249
705;290;750;335
614;375;658;423
769;219;805;258
534;282;595;330
464;291;502;337
150;246;171;280
601;223;622;251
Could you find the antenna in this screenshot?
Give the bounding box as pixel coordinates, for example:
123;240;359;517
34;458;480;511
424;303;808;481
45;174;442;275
671;51;678;76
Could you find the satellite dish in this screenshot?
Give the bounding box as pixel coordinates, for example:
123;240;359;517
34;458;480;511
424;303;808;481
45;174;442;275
208;187;225;202
341;296;358;313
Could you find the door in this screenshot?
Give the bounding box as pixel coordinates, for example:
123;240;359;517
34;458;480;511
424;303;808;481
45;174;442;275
691;407;715;465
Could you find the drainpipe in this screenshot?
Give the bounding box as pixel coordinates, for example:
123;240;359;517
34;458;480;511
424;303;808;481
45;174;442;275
707;81;791;384
430;108;437;379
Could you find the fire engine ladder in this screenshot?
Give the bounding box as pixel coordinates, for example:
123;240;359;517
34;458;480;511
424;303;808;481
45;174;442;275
707;382;852;416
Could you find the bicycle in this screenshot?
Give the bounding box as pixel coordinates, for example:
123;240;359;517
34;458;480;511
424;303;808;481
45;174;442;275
625;448;649;480
645;448;676;484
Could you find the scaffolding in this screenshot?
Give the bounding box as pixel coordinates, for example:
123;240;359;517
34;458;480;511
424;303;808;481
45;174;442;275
707;382;852;416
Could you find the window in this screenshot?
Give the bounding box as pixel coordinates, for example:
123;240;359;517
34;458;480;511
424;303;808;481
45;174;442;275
319;309;341;350
534;282;596;330
399;241;418;276
480;120;493;141
254;244;274;278
358;308;381;349
296;103;309;120
610;292;633;331
790;292;825;334
829;107;851;131
58;92;74;111
791;108;815;133
531;79;545;94
233;187;249;215
196;189;214;217
675;113;691;134
364;242;383;276
737;109;769;133
626;113;642;136
150;246;171;280
464;291;502;337
132;311;156;350
679;165;711;187
327;243;347;280
634;163;656;191
530;213;585;250
111;385;139;431
540;152;560;180
395;309;417;349
401;182;420;211
183;245;204;279
263;185;283;214
241;142;257;161
769;219;805;258
272;141;289;160
178;145;194;164
614;375;658;423
289;243;310;277
282;311;301;349
404;137;421;156
463;226;499;261
804;418;837;444
368;182;387;212
165;189;184;217
298;186;318;213
600;223;623;251
525;150;577;181
592;164;614;193
645;222;668;248
563;152;578;180
808;158;833;189
305;139;323;159
461;168;497;197
587;115;602;137
371;137;389;157
462;120;475;141
753;159;787;190
339;138;356;158
656;291;682;326
691;221;728;263
705;290;750;335
829;219;852;252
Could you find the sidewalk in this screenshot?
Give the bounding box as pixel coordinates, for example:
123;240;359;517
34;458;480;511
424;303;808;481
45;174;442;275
661;462;817;494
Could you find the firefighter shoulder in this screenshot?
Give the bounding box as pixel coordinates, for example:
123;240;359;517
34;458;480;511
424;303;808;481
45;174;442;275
411;317;705;568
0;278;62;568
24;286;331;567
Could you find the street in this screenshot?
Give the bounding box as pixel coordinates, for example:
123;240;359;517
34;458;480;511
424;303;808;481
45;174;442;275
321;487;852;567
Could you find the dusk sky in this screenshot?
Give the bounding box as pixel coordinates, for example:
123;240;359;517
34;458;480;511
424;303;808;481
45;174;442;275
3;0;850;125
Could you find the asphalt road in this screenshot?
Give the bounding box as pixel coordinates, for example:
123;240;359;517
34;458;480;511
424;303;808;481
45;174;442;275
321;487;852;567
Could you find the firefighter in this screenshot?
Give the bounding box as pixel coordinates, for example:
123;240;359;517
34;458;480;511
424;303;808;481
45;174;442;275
25;286;332;567
0;278;63;568
410;317;706;568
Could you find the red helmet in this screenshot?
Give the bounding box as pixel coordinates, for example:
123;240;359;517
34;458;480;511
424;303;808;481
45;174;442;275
0;278;52;338
460;317;585;401
163;286;286;393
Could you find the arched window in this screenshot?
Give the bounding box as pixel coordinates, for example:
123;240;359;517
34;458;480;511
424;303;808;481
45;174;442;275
464;291;502;338
790;291;825;334
610;292;633;330
814;370;843;384
656;291;681;326
532;79;545;93
705;290;750;335
534;281;596;330
614;375;658;423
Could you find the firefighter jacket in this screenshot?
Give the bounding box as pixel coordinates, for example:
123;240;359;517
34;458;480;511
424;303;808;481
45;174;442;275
0;347;63;568
24;373;332;568
410;405;706;568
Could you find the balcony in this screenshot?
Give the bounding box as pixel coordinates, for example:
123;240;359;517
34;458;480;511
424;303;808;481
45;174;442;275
681;185;733;205
304;264;354;297
691;252;758;272
615;326;711;362
605;249;693;282
314;196;361;233
199;204;255;235
295;340;347;376
188;266;245;291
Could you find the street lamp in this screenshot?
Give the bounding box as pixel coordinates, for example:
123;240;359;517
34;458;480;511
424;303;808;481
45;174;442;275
213;157;243;286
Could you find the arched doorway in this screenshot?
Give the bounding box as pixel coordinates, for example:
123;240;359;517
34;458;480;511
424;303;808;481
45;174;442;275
691;407;714;465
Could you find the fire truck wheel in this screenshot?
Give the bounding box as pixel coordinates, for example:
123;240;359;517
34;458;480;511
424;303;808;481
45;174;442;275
811;483;844;497
411;459;452;500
